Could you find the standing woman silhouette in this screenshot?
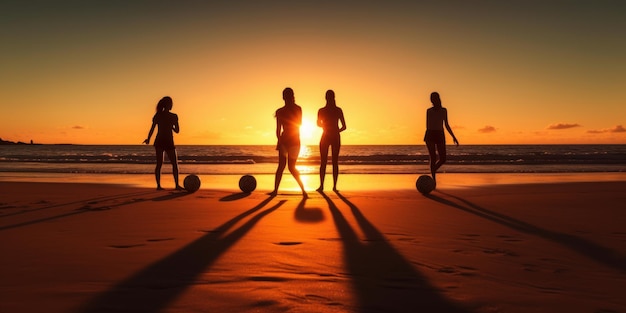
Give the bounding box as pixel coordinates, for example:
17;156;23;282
316;90;346;192
143;96;183;190
270;87;307;197
424;92;459;187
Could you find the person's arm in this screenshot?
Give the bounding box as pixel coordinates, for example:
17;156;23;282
275;113;282;150
173;114;180;134
443;109;459;146
338;108;347;132
296;107;302;127
143;122;156;144
317;109;323;128
275;116;282;140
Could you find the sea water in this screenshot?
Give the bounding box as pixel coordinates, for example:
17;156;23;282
1;144;624;175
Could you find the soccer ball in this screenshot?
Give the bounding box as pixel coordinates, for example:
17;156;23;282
416;175;435;194
239;175;257;193
183;174;201;192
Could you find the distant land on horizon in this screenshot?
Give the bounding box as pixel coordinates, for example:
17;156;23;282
0;138;41;145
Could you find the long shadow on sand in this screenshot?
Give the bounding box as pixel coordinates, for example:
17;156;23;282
428;191;626;273
0;190;161;232
294;196;325;223
219;192;252;202
75;195;285;313
320;191;468;313
0;190;155;218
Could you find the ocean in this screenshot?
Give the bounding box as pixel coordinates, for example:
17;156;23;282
1;144;624;175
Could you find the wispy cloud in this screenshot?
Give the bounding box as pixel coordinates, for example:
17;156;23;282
587;125;626;134
72;125;86;130
547;123;581;130
478;125;497;133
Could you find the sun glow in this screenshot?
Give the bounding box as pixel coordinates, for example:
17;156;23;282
300;118;321;145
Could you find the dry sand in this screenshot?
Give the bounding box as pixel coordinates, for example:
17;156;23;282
1;173;625;312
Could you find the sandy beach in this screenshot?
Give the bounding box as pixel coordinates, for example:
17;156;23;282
1;173;625;313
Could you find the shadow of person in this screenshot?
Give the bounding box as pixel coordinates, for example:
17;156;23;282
76;195;285;313
0;190;156;232
294;196;325;223
320;191;467;312
428;191;626;273
0;190;154;218
219;192;252;202
151;190;192;201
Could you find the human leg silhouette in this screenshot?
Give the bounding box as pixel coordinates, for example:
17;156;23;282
165;149;183;190
288;154;307;197
331;143;340;191
318;142;329;191
426;141;447;186
270;152;287;196
154;148;164;190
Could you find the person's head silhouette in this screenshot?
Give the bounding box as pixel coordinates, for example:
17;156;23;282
283;88;295;104
325;90;336;106
156;96;173;112
430;92;441;108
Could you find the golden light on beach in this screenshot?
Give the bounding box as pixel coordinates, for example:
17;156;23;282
3;176;626;312
2;3;626;312
298;145;312;160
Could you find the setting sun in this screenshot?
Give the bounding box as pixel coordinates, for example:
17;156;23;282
1;1;624;146
300;118;321;145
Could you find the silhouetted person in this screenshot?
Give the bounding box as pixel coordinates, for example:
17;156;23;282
424;92;458;186
143;96;183;191
316;90;346;192
269;87;307;197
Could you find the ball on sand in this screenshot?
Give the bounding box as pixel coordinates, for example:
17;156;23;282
416;175;435;194
183;174;201;192
239;174;257;193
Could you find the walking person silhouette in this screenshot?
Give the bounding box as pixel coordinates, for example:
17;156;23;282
424;92;459;187
316;90;346;192
269;88;307;197
143;96;183;191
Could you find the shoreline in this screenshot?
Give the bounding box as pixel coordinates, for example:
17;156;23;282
1;172;626;191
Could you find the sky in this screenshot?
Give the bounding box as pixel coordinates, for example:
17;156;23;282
1;0;625;145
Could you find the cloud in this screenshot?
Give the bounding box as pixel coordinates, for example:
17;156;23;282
72;125;85;130
587;125;626;134
547;123;581;130
478;125;497;133
611;125;626;133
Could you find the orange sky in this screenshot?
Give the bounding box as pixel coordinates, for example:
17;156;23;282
1;1;625;145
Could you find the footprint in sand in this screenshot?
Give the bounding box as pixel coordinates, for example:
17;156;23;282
77;204;112;211
522;263;538;272
197;229;221;234
146;238;175;242
274;242;303;246
437;265;478;277
108;244;146;249
458;233;480;243
497;234;523;242
451;249;471;255
482;247;519;257
318;237;341;242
